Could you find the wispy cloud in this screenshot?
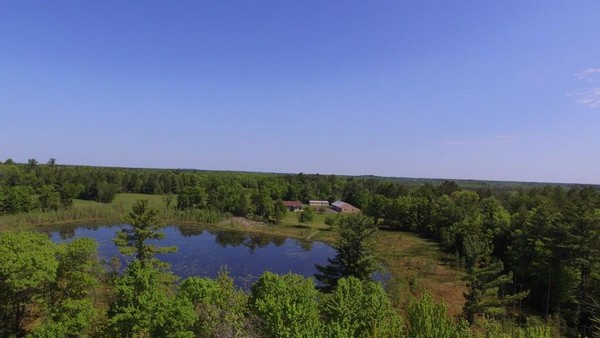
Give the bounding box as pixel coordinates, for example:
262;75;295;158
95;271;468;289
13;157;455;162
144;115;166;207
567;88;600;109
570;68;600;108
441;135;518;145
575;68;600;83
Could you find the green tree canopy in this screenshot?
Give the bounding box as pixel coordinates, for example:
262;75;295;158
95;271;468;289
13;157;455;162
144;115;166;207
297;206;315;226
30;239;100;337
107;261;195;337
0;232;58;336
177;186;208;210
178;270;257;337
38;184;61;211
408;292;470;338
272;199;287;224
250;272;323;338
322;277;404;338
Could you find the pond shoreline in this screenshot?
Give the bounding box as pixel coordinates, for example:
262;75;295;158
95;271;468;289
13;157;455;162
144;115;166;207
42;222;338;289
2;209;466;316
23;215;339;244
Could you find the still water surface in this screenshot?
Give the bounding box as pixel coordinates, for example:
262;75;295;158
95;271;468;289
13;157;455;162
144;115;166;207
43;224;336;287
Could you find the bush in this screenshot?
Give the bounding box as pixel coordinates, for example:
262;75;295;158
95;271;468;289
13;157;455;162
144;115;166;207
408;292;470;338
250;272;323;337
322;277;404;338
178;270;258;337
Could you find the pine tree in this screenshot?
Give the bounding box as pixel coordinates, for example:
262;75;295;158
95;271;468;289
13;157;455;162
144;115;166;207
556;201;600;335
315;213;379;292
462;234;528;324
115;199;176;269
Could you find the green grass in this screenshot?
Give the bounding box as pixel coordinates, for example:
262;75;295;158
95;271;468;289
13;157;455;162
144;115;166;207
376;230;466;317
71;199;100;207
72;193;169;209
279;210;334;228
1;193;178;230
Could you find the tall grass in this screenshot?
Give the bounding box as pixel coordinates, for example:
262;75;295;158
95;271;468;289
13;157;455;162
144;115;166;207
170;209;223;224
0;193;224;231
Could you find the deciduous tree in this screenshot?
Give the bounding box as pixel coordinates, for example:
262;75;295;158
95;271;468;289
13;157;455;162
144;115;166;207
179;270;258;337
107;261;195;337
38;185;61;211
31;239;100;337
272;199;287;224
297;206;315;227
250;272;323;338
0;232;58;336
322;277;404;337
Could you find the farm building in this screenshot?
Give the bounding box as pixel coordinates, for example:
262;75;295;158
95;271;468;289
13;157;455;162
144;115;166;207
309;200;330;207
331;200;360;213
282;200;303;211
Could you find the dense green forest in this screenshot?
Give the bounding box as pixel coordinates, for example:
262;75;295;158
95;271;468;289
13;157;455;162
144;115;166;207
1;159;599;337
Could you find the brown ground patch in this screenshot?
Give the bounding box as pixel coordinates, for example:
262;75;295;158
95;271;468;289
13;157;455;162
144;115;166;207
376;230;466;317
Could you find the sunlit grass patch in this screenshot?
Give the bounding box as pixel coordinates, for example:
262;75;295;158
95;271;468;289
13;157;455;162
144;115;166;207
376;230;466;317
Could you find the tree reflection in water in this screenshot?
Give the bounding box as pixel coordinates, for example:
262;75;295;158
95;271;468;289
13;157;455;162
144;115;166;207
296;239;314;251
210;230;290;253
177;224;205;237
43;223;106;241
44;224;337;286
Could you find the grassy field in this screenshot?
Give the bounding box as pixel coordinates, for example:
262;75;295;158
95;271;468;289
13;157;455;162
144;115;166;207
279;210;334;228
0;194;466;316
73;193;169;209
0;193;173;230
376;230;466;317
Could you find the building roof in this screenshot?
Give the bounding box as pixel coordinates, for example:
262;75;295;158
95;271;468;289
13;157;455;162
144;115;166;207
332;200;357;209
309;200;329;204
282;200;302;207
332;200;347;208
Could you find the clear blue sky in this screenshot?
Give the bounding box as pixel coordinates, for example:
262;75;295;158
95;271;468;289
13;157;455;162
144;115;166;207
1;1;599;184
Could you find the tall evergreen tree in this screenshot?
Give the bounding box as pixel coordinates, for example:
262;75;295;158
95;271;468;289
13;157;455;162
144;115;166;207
462;234;527;324
115;199;176;268
315;213;379;292
558;203;600;335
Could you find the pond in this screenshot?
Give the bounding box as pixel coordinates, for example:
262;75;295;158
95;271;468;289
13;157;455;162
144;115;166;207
43;223;336;288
